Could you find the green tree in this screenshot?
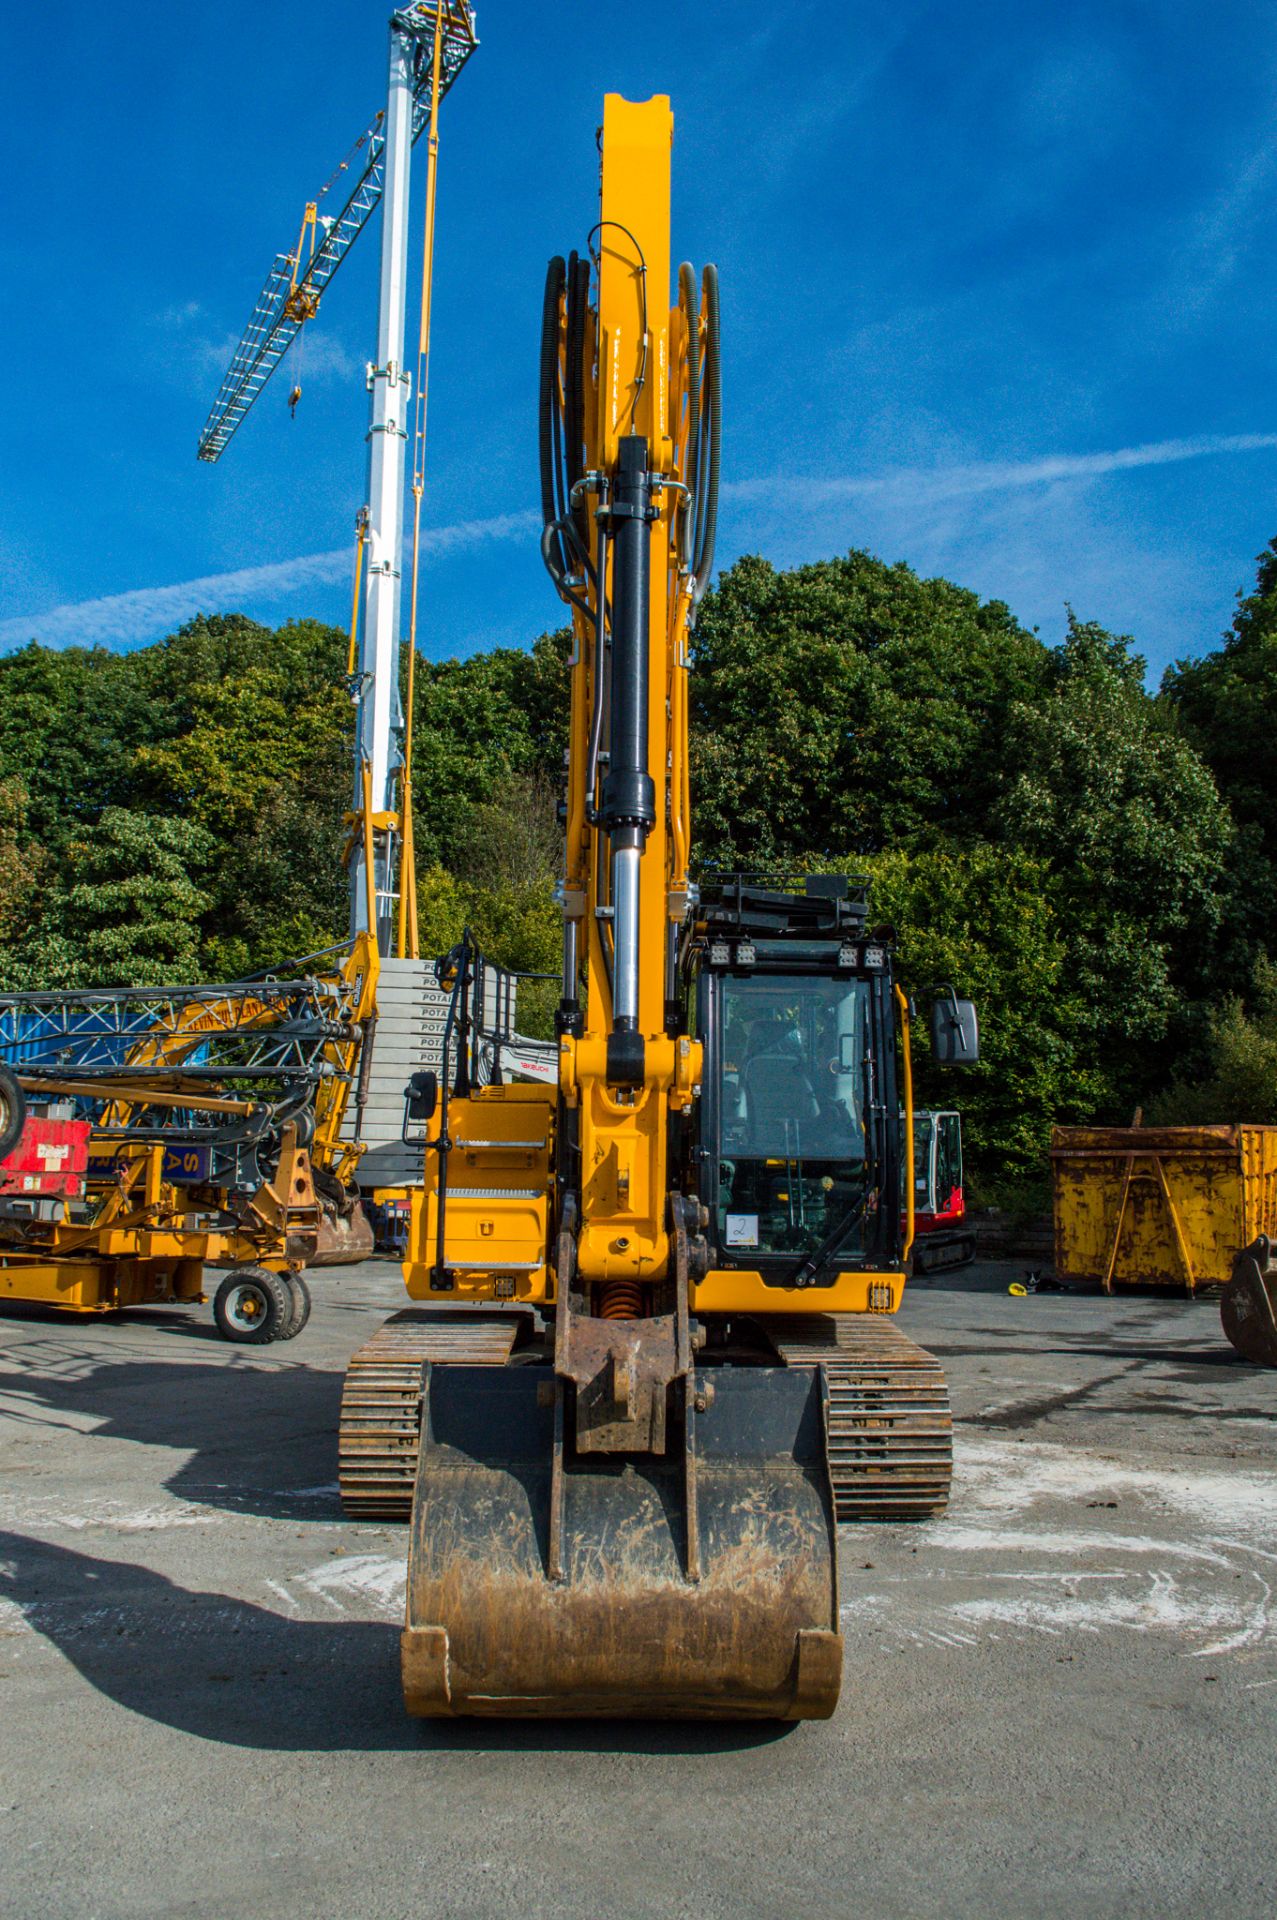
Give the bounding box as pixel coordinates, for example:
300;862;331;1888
1163;536;1277;965
410;628;571;867
0;643;166;846
862;844;1103;1188
1149;957;1277;1125
428;771;563;1034
136;620;352;973
689;550;1047;865
994;614;1231;1104
0;779;49;983
42;809;214;986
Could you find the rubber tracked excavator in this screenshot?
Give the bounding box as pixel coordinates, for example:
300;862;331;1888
339;93;978;1719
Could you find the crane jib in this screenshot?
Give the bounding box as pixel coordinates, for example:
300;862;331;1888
195;4;478;465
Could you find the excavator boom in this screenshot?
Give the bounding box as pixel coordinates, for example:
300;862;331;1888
394;94;843;1718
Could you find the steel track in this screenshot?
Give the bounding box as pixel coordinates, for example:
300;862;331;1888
338;1309;529;1518
766;1314;953;1521
340;1308;952;1525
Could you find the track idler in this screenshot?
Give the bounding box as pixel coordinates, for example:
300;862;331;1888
401;1362;842;1720
1222;1236;1277;1367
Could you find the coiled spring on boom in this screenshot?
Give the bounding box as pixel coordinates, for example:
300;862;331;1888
598;1277;644;1319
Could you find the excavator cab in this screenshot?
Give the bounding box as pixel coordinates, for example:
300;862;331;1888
693;878;903;1282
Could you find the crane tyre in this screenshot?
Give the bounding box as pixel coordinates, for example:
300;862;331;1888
283;1273;312;1340
214;1268;292;1345
0;1064;27;1161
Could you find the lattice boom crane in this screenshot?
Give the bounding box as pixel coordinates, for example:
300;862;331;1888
196;4;478;960
196;5;477;464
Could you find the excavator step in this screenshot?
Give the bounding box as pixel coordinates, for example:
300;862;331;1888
765;1314;953;1522
338;1309;532;1518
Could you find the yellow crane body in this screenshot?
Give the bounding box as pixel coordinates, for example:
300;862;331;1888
0;934;380;1341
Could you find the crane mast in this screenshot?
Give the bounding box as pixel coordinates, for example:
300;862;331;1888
351;13;418;950
196;4;479;956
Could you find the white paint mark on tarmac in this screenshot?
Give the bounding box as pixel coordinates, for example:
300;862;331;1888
263;1578;302;1617
835;1431;1277;1671
0;1494;220;1533
937;1526;1235;1568
950;1435;1277;1543
951;1573;1247;1639
292;1555;406;1618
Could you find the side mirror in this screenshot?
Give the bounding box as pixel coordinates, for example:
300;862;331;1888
930;992;979;1066
404;1069;438;1123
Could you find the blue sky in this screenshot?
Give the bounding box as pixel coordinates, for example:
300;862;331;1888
2;0;1276;678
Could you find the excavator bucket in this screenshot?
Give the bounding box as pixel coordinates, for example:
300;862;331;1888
310;1200;375;1266
1222;1236;1277;1367
401;1362;843;1720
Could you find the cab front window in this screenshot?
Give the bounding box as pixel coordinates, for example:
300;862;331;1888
715;974;873;1259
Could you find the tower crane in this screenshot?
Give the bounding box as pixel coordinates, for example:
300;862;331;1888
196;3;479;958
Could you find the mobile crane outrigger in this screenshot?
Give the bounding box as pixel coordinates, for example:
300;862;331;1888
338;94;978;1719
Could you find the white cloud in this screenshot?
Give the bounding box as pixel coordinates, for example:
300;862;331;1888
720;433;1277;668
7;434;1270;660
0;509;540;653
289;331;360;383
724;433;1277;510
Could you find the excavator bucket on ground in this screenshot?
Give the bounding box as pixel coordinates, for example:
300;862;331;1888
1222;1236;1277;1367
310;1200;375;1265
401;1362;842;1720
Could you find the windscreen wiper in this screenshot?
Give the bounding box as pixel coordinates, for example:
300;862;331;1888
786;1185;872;1290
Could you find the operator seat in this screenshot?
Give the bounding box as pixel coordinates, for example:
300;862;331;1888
741;1023;821;1154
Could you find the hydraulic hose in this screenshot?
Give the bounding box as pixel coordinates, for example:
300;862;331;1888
539;255;568;582
692;264;721;599
565;251;591;550
678;262;701;573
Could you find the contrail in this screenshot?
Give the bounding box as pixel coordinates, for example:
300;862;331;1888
0;508;540;653
724;433;1277;507
6;434;1274;653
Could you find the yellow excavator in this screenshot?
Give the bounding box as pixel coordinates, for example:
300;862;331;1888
338;93;978;1719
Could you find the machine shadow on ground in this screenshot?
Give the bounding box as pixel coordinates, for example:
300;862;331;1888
0;1346;351;1523
0;1530;792;1757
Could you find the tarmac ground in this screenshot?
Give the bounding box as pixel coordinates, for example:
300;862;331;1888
1;1257;1274;1920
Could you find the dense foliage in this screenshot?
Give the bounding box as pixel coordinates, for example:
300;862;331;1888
3;535;1276;1198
